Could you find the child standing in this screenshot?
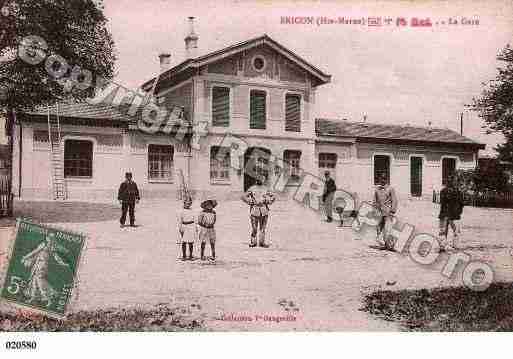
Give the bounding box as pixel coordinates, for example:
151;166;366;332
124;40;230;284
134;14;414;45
198;199;217;261
177;197;197;260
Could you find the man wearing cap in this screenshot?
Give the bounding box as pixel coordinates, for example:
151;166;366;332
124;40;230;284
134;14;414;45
242;178;276;248
118;172;140;227
373;173;398;250
322;171;337;222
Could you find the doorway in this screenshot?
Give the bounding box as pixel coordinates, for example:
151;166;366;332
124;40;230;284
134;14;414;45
410;156;423;197
442;157;456;186
243;147;271;191
374;155;391;184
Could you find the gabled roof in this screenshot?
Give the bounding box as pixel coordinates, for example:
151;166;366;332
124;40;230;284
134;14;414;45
316;118;485;149
142;34;331;90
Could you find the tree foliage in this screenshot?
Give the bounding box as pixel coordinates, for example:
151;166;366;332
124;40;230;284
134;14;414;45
0;0;116;111
455;163;511;194
470;45;513;161
495;133;513;163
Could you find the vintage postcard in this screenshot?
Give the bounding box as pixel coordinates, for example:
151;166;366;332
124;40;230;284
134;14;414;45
1;219;85;319
0;0;513;349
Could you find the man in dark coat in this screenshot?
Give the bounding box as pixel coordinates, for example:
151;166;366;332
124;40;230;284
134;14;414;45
322;171;337;222
118;172;140;227
438;176;464;251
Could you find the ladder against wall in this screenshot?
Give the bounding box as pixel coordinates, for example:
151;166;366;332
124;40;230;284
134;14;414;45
47;105;66;200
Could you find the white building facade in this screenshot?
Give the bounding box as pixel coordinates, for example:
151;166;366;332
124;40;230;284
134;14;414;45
9;33;484;203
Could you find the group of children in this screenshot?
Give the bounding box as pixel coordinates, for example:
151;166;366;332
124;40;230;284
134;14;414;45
177;197;217;261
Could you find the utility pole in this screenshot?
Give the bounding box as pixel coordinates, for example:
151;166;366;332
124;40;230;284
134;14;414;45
460;112;463;135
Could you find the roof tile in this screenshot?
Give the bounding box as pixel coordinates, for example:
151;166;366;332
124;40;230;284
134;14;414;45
24;101;132;122
315;118;485;148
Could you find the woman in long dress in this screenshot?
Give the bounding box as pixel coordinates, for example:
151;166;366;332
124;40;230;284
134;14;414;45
21;233;69;307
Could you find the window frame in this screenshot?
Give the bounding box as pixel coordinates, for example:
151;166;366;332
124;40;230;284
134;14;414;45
283;149;302;185
63;138;94;179
284;92;302;132
210;145;231;183
249;88;269;130
441;155;459;186
210;85;232;128
373;153;393;185
251;55;267;73
318;152;338;169
147;144;174;183
409;154;425;197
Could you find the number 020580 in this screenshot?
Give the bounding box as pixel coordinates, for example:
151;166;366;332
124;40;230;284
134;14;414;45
5;341;37;350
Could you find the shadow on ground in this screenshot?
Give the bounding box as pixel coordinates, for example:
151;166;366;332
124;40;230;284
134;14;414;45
361;282;513;331
12;201;120;223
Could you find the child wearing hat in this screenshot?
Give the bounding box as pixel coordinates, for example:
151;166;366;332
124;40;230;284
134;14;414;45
177;197;197;260
198;199;217;261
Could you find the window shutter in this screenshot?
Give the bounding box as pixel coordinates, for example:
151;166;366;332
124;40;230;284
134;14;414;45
250;90;266;129
212;87;230;127
285;94;301;132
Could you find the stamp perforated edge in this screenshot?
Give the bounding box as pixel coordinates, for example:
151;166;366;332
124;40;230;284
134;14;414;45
0;217;88;320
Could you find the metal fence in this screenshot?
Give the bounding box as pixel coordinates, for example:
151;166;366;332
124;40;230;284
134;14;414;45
433;190;513;209
0;173;13;217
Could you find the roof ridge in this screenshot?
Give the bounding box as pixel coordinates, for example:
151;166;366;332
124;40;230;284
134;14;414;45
316;117;450;131
315;117;484;148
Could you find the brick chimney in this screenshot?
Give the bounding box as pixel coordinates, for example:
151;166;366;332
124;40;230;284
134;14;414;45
158;53;171;73
184;16;198;59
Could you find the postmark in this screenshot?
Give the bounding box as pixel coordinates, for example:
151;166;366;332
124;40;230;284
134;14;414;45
0;218;86;319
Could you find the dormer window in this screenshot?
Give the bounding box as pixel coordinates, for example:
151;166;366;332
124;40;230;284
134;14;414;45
252;55;266;72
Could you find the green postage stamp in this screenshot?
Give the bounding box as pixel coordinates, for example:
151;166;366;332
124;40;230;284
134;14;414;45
1;219;86;318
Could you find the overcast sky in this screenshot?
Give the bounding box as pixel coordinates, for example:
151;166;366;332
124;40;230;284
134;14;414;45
103;0;513;154
6;0;511;151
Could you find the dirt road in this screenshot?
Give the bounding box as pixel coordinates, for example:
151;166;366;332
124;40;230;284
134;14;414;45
1;199;511;331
